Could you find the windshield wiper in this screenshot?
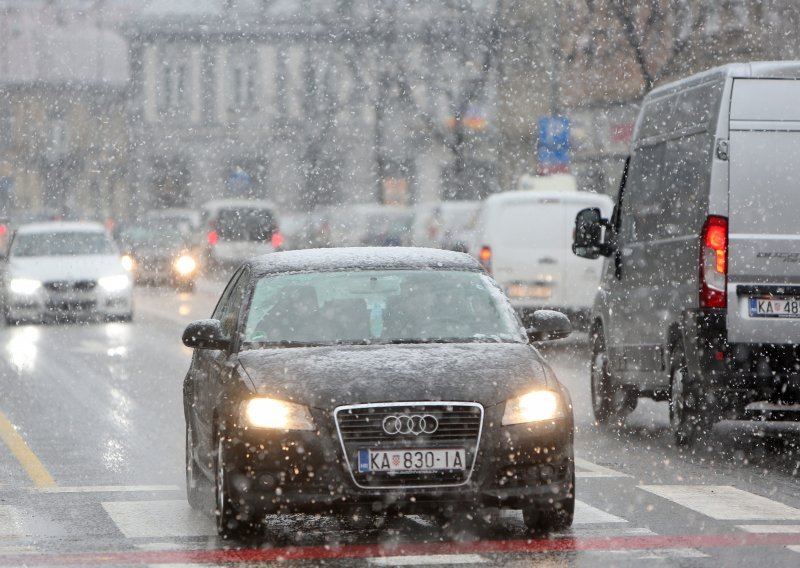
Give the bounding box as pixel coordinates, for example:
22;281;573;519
382;337;517;345
244;340;323;349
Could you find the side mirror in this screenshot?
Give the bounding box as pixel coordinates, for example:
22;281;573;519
573;207;610;259
182;319;231;350
527;309;572;342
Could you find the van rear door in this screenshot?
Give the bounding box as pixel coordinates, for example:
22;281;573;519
727;79;800;344
489;197;566;308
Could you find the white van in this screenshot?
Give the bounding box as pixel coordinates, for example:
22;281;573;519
200;199;281;270
573;62;800;445
474;188;613;325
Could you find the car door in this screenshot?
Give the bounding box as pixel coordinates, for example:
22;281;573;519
186;267;249;468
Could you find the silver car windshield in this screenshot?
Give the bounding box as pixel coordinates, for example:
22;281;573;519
244;269;525;346
11;232;116;257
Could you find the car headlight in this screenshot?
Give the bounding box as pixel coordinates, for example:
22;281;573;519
501;390;564;426
173;254;197;275
120;254;136;272
241;397;315;431
98;274;131;293
9;278;42;295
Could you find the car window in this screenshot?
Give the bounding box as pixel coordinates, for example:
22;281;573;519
212;268;249;338
10;231;117;257
216;208;276;241
620;143;666;242
243;269;525;346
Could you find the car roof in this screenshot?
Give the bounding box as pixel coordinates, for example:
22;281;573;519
484;189;611;206
15;221;107;234
200;199;276;212
248;247;484;276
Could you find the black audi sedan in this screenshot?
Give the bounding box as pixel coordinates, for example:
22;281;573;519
182;248;574;539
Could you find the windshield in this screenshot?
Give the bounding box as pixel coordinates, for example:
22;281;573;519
244;269;525;345
11;231;117;257
117;224;190;247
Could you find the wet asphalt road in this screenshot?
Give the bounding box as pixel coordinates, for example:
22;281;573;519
0;276;799;567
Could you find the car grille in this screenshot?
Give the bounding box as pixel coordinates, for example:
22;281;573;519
334;402;483;489
44;280;97;292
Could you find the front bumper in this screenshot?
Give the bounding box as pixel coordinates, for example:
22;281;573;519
216;405;573;516
6;286;133;321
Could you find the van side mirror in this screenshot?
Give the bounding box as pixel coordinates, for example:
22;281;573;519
573;207;612;259
526;309;572;342
182;319;231;350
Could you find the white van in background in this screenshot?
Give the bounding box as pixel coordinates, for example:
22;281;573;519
474;187;613;326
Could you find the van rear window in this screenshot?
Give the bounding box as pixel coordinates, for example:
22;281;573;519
217;208;276;242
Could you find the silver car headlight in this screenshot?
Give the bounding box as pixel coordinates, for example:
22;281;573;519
501;390;564;426
99;274;131;293
173;254;197;275
9;278;42;295
241;397;315;431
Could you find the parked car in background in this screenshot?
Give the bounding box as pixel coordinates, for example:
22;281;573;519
473;185;613;326
200;199;282;272
326;204;413;247
143;208;202;237
182;247;574;539
573;61;800;445
116;221;200;292
412;200;481;253
2;222;133;323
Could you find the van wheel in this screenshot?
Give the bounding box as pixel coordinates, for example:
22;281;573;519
669;343;710;446
590;329;636;426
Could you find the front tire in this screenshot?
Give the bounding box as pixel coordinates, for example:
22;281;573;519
215;432;263;540
185;421;211;511
522;466;575;533
590;328;637;426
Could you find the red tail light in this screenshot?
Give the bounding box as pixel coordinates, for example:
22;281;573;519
207;230;218;246
700;215;728;308
0;224;7;237
479;246;492;273
271;231;284;248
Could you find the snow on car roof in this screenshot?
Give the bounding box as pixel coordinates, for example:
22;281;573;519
15;221;107;234
250;247;483;275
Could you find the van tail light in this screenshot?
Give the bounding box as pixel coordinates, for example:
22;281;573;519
700;215;728;309
0;224;7;237
271;231;284;248
207;230;219;246
479;246;492;273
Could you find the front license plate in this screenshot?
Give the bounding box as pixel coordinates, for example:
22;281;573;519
749;297;800;318
358;448;466;473
507;283;551;299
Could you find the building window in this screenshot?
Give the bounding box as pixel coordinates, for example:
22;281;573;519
159;46;191;120
229;49;258;115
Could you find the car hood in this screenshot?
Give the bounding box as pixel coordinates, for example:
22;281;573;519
237;342;554;410
8;255;125;281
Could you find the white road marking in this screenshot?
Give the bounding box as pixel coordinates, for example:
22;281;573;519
370;555;486;565
639;485;800;521
0;506;25;539
574;458;630;478
788;546;800;554
574;500;628;524
737;525;800;533
39;485;180;494
102;500;216;538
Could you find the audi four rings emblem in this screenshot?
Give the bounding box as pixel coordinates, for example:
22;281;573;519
382;414;438;435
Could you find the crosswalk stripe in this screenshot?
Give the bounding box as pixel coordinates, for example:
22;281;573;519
40;485;180;494
737;525;800;534
574;500;628;524
369;554;486;565
101;500;216;538
639;485;800;521
575;458;630;478
0;506;24;539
